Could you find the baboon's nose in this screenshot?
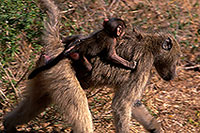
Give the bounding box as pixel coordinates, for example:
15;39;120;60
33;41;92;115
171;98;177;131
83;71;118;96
163;73;174;81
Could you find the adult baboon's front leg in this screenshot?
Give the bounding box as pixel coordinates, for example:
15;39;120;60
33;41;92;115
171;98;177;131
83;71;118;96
132;100;162;133
112;90;132;133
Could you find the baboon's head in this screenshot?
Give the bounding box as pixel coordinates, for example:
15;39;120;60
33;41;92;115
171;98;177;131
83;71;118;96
153;34;181;81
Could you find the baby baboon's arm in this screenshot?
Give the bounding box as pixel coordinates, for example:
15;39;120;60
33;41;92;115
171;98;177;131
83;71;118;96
107;38;137;70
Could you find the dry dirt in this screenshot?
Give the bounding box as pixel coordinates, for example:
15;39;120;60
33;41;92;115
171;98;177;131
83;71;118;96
0;0;199;132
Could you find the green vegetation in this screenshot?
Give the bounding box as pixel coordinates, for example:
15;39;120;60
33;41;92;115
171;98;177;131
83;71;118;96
0;0;44;64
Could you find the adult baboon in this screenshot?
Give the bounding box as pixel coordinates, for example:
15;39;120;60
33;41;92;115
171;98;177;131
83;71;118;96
3;0;181;133
74;28;181;133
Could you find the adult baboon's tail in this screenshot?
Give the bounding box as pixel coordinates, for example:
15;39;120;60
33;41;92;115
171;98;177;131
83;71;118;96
39;0;62;53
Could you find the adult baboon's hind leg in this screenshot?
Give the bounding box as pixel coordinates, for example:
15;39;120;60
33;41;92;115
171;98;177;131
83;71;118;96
52;76;93;133
132;100;162;133
3;91;51;133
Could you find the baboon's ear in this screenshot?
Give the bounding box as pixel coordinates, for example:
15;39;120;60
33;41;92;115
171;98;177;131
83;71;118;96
162;37;172;51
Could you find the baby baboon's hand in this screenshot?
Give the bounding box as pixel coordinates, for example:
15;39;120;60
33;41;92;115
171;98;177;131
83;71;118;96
129;61;137;70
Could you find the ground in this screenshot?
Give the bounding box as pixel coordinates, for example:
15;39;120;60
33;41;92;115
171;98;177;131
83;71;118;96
0;0;199;132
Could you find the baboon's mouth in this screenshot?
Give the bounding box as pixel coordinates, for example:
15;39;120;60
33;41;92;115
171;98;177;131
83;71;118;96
162;73;174;81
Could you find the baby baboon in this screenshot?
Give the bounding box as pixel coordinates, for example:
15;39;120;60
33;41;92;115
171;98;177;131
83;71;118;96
28;18;137;79
3;0;181;133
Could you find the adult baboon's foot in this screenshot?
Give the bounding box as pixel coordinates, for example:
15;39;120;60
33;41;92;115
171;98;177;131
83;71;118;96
132;100;163;133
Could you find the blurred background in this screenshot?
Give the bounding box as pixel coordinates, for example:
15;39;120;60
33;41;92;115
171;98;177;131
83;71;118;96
0;0;199;132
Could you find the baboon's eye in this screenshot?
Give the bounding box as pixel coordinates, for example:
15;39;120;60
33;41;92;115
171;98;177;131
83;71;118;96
162;37;172;51
116;25;123;36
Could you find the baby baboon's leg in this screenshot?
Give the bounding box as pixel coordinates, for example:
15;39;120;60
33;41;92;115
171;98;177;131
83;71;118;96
132;100;162;133
3;92;51;133
62;35;82;45
52;78;93;133
111;91;132;133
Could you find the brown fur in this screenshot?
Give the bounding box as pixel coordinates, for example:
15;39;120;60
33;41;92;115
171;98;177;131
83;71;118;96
74;30;181;132
3;0;181;132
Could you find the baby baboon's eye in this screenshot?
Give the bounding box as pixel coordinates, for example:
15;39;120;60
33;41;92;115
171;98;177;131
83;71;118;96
162;37;172;51
116;25;123;36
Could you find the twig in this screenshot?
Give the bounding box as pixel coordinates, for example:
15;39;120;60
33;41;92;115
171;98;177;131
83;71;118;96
87;88;104;99
183;64;200;70
60;8;75;14
0;88;9;102
0;88;13;107
169;81;175;87
83;4;92;19
144;84;160;102
6;44;23;63
121;0;134;10
99;98;112;117
100;0;108;18
0;62;20;97
6;66;17;81
108;0;117;10
15;68;29;88
109;0;120;11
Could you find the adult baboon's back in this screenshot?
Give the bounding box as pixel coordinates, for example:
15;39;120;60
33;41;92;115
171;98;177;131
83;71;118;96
3;0;181;133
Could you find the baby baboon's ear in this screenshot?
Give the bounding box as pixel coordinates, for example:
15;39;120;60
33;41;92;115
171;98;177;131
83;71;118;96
162;37;172;51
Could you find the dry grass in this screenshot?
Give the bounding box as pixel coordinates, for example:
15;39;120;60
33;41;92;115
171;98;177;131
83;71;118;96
0;0;199;132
